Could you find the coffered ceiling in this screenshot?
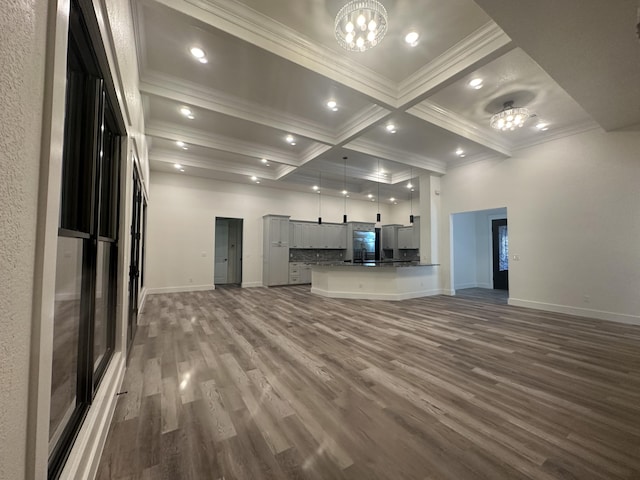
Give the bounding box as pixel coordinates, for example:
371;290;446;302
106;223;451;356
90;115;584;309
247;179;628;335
135;0;639;203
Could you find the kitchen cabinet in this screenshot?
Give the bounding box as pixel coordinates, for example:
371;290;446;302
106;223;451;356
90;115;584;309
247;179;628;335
289;221;304;248
382;224;401;250
263;215;290;286
302;223;321;248
397;217;420;249
323;224;347;248
397;227;414;249
289;262;312;284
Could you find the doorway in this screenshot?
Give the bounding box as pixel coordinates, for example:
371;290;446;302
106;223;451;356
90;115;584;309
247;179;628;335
215;217;243;285
450;208;508;302
492;218;509;290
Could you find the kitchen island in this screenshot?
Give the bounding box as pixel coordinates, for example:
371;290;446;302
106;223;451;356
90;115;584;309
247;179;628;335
310;262;439;301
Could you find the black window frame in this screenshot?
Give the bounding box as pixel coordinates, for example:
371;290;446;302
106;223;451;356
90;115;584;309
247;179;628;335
48;1;125;477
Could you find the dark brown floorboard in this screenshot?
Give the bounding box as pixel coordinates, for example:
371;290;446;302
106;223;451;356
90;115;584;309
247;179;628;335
96;286;640;479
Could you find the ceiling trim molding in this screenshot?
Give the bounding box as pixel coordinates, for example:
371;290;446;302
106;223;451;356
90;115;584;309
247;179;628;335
335;105;392;145
153;0;399;106
345;139;448;175
140;71;336;145
407;101;512;157
397;22;513;107
147;121;303;166
299;143;334;167
150;149;280;179
513;121;601;152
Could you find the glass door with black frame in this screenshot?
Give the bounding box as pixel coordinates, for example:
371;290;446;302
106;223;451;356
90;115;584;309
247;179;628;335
492;218;509;290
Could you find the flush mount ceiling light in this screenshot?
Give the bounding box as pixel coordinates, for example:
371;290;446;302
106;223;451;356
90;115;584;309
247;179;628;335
386;124;397;133
404;31;420;46
180;106;195;119
468;78;483;89
190;46;208;63
285;134;297;146
490;101;531;131
327;100;338;111
335;0;388;52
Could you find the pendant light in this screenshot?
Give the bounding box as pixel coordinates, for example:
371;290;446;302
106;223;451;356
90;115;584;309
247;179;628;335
318;171;322;225
376;158;381;222
408;166;414;224
343;156;348;223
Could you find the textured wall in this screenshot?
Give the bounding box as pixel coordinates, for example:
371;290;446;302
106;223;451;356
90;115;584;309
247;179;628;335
0;1;49;479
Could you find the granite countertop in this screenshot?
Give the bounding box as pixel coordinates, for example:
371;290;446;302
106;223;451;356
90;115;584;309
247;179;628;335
307;261;439;268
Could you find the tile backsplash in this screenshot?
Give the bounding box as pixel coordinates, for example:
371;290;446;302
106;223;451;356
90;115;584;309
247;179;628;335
290;249;345;262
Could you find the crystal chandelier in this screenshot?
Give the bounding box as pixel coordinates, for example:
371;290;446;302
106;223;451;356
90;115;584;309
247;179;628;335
490;101;530;131
335;0;388;52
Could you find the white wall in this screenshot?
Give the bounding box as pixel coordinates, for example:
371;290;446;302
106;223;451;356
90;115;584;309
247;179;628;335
440;129;640;323
0;2;49;478
452;213;477;289
147;172;393;291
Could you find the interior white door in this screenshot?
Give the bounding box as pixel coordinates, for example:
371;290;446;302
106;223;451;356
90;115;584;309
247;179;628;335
214;219;229;284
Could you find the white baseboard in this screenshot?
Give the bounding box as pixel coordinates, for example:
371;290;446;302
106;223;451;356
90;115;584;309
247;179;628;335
454;282;478;290
311;287;443;301
508;298;640;326
146;284;215;295
442;289;456;296
60;352;126;480
241;281;262;288
477;282;493;289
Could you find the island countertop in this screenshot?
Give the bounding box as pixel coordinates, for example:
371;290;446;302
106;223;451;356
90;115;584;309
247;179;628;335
307;261;439;268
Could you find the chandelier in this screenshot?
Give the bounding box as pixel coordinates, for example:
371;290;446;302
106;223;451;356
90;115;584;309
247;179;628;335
490;101;530;131
335;0;388;52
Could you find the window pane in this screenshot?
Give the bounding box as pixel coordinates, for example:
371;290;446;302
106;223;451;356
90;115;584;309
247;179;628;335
499;224;509;271
94;242;112;371
50;237;83;445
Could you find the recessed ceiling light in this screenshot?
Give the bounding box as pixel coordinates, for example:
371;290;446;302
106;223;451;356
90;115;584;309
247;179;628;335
251;176;258;181
174;164;182;169
176;141;185;147
386;124;397;133
368;194;373;198
407;182;413;189
394;202;398;205
180;107;193;117
405;31;420;46
291;142;296;146
536;122;549;131
285;134;297;145
312;185;319;191
327;100;337;109
342;190;348;195
411;188;415;192
190;47;205;58
455;148;464;156
371;198;375;202
197;57;208;64
180;168;185;172
390;197;395;202
261;158;268;163
469;78;483;89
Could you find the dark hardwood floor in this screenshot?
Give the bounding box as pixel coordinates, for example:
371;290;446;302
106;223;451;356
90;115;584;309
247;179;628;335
96;286;640;480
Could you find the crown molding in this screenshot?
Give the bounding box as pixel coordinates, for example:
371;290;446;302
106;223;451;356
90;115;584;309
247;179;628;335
513;121;601;152
147;121;303;166
150;149;280;179
140;71;337;145
151;0;399;107
299;143;334;167
407;101;512;157
345;138;447;175
398;22;513;107
335;105;392;145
